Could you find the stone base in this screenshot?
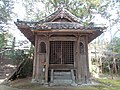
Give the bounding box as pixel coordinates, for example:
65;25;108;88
71;81;77;86
49;80;78;86
31;79;44;84
31;79;48;86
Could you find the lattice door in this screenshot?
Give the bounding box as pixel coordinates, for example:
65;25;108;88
49;41;74;64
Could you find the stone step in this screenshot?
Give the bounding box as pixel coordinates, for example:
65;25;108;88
50;69;76;86
54;72;71;75
54;74;71;77
53;79;73;85
54;76;71;79
54;75;71;79
53;71;72;80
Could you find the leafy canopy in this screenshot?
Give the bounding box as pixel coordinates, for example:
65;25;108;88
22;0;101;22
0;0;13;24
0;0;13;50
107;37;120;53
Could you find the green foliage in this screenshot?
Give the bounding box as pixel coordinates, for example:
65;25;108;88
0;0;14;48
19;59;33;78
22;0;101;23
97;78;120;87
18;45;34;78
0;31;12;50
105;37;120;75
22;0;45;21
45;0;101;23
107;37;120;53
12;50;25;64
113;37;120;53
0;0;14;24
19;47;34;77
0;33;6;49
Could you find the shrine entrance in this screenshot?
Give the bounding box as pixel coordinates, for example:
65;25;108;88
49;41;74;65
49;41;75;84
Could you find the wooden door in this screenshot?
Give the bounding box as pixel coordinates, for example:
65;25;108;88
49;41;74;65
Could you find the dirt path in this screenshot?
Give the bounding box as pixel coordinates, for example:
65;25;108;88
0;79;21;90
0;85;20;90
0;79;5;84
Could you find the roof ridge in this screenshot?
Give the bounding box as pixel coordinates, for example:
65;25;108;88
43;8;82;23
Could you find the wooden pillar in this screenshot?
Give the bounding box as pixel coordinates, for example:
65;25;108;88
81;36;88;83
32;34;47;83
71;69;75;83
45;35;49;84
74;41;77;69
85;35;90;81
76;35;90;84
36;35;41;82
38;36;48;84
76;35;82;83
32;34;38;83
51;69;54;83
80;35;90;83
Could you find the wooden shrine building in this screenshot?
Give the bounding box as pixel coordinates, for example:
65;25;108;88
15;7;105;85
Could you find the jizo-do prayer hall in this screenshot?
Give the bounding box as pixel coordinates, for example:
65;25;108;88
15;6;105;85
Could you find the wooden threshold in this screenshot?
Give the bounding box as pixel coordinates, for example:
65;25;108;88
49;64;75;70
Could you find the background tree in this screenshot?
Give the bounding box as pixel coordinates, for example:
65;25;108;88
0;0;14;50
104;1;120;77
0;0;13;22
108;37;120;54
22;0;102;25
107;37;120;75
0;0;13;26
0;0;14;66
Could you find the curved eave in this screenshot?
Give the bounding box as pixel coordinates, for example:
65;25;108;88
32;29;103;43
32;29;100;33
15;22;35;45
15;22;105;44
88;30;103;43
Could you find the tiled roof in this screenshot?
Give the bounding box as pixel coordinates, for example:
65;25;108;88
15;7;106;31
16;20;105;31
15;7;106;44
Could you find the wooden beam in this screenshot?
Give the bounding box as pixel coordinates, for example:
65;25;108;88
33;29;96;33
49;37;76;41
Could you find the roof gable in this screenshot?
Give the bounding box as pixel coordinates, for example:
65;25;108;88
43;8;81;23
